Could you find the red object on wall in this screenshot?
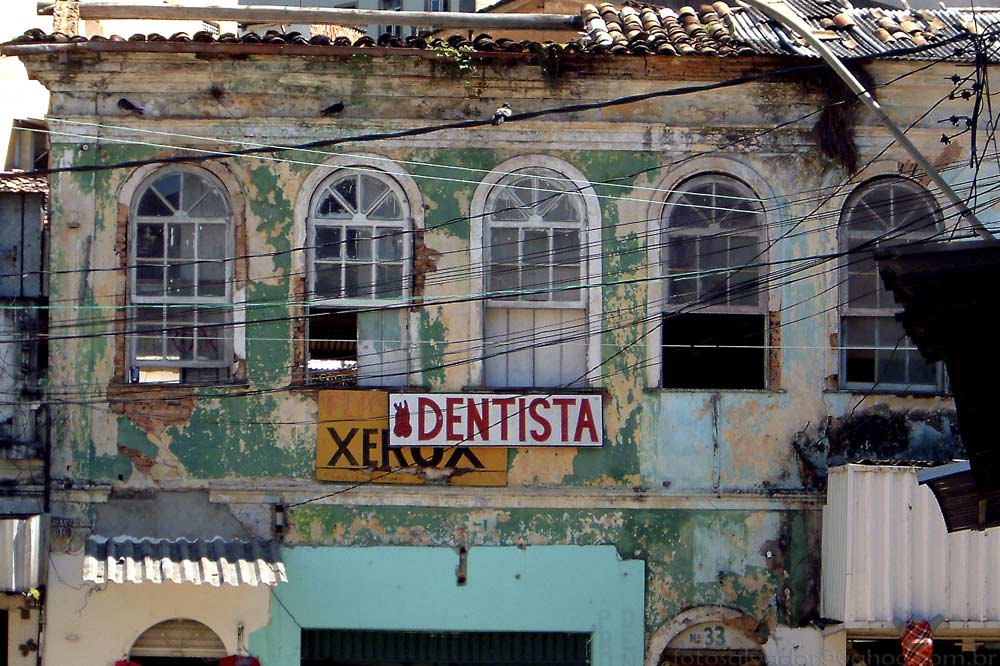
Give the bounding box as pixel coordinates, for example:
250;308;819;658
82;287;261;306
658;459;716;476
219;657;260;666
115;660;142;666
901;620;934;666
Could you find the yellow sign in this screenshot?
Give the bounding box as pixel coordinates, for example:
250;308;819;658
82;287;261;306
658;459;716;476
316;390;508;486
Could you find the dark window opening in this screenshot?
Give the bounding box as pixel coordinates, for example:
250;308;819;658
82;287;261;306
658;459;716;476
662;312;767;390
308;308;358;386
301;629;591;665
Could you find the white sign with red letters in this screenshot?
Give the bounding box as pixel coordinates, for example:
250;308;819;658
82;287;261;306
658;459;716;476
387;394;603;448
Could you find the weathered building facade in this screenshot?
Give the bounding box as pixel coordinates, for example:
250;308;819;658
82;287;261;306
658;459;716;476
4;2;1000;664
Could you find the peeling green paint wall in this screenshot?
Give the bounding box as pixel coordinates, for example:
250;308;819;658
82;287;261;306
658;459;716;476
288;504;812;629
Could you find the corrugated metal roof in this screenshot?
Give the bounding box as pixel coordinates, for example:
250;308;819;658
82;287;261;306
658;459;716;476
82;536;287;587
821;464;1000;626
918;462;1000;532
0;515;43;592
5;2;999;61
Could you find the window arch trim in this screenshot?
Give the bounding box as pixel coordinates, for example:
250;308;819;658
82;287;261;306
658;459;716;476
469;155;602;388
838;175;945;392
124;165;238;383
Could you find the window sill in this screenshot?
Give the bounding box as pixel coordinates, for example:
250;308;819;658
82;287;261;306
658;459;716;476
825;387;952;399
646;387;785;396
108;380;250;391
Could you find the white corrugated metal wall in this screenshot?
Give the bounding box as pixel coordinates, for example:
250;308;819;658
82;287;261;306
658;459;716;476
822;465;1000;626
1;514;43;592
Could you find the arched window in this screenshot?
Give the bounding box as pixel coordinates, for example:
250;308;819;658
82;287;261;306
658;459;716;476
659;173;768;390
307;168;412;386
840;176;944;391
481;165;592;388
129;168;232;384
130;618;227;661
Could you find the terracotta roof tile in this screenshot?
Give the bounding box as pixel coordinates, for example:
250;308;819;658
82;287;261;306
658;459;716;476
0;172;47;195
6;3;1000;61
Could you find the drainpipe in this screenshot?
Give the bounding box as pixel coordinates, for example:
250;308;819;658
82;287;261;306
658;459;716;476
740;0;996;241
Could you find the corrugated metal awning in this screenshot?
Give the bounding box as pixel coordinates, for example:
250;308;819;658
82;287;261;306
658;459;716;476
83;536;287;587
918;462;1000;532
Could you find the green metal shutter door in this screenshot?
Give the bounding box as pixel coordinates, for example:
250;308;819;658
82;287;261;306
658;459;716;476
301;630;590;665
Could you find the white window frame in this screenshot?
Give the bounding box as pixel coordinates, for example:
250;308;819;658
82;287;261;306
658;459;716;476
646;163;776;390
127;166;234;383
838;175;945;393
299;157;421;387
470;156;602;388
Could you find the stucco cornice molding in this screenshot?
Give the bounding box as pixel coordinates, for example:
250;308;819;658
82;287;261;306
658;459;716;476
206;484;822;510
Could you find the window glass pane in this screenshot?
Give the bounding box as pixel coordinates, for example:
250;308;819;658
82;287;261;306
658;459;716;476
135;263;163;296
729;235;758;267
552;229;580;265
345;264;371;298
165;309;196;361
195;307;226;362
346;228;372;260
490;228;518;264
167;223;195;259
907;351;938;385
376;265;403;298
137;188;174;217
553;266;580;301
198;223;226;259
877;317;906;348
699;272;727;302
491;191;529;221
730;267;760;306
133;306;164;361
369;193;402;220
877;347;907;384
720;200;761;230
335;176;359;211
509;176;536;206
361;176;390;214
844;316;876;347
136;223;164;258
317;190;349;217
314;264;342;299
376;227;404;261
522;230;549;266
847;265;879;308
182;173;224;216
521;266;548;299
199;261;226;297
166;262;196;297
668;275;696;303
667;238;696;271
543;194;580;223
490;264;519;297
315;227;342;261
153;174;181;211
188;189;226;218
669;190;712;228
700;235;728;271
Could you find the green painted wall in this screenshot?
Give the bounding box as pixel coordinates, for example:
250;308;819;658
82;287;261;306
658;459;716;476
250;545;645;666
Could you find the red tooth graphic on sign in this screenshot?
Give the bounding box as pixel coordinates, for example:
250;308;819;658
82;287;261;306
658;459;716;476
393;401;412;439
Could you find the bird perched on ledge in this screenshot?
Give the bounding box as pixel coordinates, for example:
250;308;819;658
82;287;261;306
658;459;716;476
117;98;144;115
492;102;512;126
321;100;345;116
